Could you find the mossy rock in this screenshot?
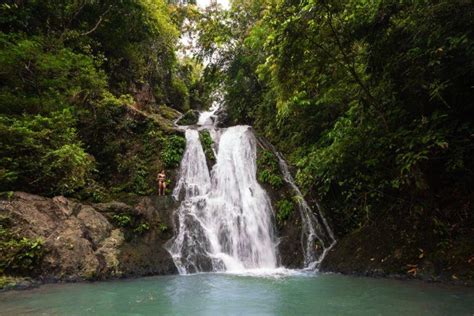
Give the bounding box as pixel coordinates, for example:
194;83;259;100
158;105;181;121
0;276;38;291
199;130;216;170
176;110;200;125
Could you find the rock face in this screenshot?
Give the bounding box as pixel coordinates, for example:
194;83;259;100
319;220;474;286
277;210;305;268
214;106;231;127
258;180;305;268
116;196;178;276
254;143;305;268
0;192;178;283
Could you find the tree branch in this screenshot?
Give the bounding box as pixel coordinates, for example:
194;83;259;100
80;5;112;36
324;6;390;131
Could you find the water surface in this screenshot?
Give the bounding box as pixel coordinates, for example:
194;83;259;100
1;272;473;315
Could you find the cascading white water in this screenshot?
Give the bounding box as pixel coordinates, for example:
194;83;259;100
167;120;278;274
197;102;219;126
256;138;336;269
274;151;336;269
168;104;336;274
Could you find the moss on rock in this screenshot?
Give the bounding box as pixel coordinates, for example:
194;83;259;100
176;110;200;126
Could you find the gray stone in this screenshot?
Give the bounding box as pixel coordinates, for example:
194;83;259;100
1;192;179;284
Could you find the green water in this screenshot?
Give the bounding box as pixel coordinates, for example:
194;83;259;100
0;272;473;315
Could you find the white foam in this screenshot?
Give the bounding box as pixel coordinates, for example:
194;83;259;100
167;126;278;274
222;267;308;278
197;103;219;126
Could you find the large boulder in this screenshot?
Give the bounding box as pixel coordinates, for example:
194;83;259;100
0;192;179;285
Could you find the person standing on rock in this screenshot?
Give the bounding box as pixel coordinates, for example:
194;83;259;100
157;170;167;196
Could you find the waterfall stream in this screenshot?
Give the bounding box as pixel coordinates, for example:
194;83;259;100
258;138;337;268
167;107;334;274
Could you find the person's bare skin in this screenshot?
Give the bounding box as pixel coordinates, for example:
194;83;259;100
157;170;166;196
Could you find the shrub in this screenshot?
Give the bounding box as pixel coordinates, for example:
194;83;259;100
276;199;294;224
112;213;151;236
169;76;190;112
0;216;44;275
199;130;215;162
159;223;168;232
112;214;132;228
43;144;95;195
161;134;186;168
0;109;95;195
177;110;199;125
133;223;150;234
257;150;283;188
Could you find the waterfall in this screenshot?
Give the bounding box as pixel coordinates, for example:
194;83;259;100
274;148;336;268
167;119;278;274
167;107;335;274
257;138;336;269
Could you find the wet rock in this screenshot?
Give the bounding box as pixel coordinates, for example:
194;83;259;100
214;106;231;127
0;277;41;292
254;145;305;268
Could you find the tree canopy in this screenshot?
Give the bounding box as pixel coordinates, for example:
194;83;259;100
192;0;474;276
0;0;202;198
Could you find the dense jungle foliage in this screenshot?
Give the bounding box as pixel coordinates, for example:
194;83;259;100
1;0;473;281
0;0;205;200
194;0;474;276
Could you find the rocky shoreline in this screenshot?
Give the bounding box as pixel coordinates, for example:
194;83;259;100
0;192;178;290
1;191;472;291
320;224;474;287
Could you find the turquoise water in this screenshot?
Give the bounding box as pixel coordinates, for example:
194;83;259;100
0;272;473;315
